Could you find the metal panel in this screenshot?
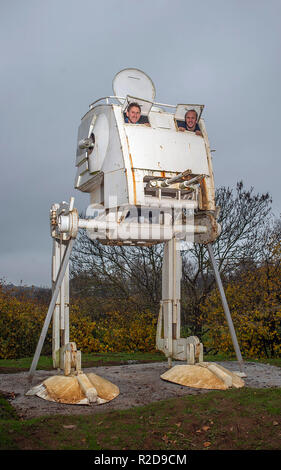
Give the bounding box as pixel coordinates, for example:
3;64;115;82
149;112;176;129
104;169;128;208
78;159;88;175
124;125;209;174
88;113;110;173
76;151;88;166
76;110;95;166
113;68;156;103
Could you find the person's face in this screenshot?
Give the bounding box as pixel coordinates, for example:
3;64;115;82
185;111;197;130
126;106;141;123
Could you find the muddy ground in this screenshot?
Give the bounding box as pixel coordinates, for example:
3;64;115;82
1;360;281;419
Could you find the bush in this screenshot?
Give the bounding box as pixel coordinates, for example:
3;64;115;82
0;284;158;358
0;285;52;359
201;263;281;358
100;311;157;352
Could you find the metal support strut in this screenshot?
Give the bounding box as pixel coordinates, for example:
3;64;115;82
207;243;245;373
28;238;75;380
52;238;70;369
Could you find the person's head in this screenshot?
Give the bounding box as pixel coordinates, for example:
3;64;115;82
126;102;141;124
185;109;198;131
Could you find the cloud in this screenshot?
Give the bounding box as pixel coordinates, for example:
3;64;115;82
1;0;280;285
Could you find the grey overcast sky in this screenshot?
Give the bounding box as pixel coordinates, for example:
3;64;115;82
0;0;280;287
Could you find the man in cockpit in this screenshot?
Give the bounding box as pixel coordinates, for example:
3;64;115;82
124;102;141;124
178;109;202;136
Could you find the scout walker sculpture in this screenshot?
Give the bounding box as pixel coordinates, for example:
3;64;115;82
27;68;245;405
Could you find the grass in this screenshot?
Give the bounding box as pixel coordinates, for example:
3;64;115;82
1;352;281;450
0;351;280;373
0;351;166;372
205;354;281;368
0;388;281;450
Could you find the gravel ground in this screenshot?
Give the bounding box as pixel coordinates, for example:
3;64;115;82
1;361;281;419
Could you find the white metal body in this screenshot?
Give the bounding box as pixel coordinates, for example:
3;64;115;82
74;101;215;214
29;69;244;380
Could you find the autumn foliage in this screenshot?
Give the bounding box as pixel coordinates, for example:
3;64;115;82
69;306;157;354
0;284;158;359
0;285;52;359
201;244;281;358
0;181;280;360
1;255;281;359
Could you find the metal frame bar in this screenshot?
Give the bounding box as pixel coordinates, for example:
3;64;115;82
28;238;74;379
207;243;245;372
52;238;70;368
89;96;178;110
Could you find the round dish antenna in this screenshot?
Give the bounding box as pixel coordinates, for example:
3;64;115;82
112;68;156;103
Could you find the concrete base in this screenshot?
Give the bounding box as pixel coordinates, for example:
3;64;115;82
26;372;120;405
160;362;245;390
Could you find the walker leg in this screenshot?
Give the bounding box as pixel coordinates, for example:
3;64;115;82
52;239;70;368
207;243;245;373
28;238;74;379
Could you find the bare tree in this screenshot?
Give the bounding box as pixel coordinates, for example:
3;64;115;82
71;235;163;318
181;181;273;333
70;181;273;334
